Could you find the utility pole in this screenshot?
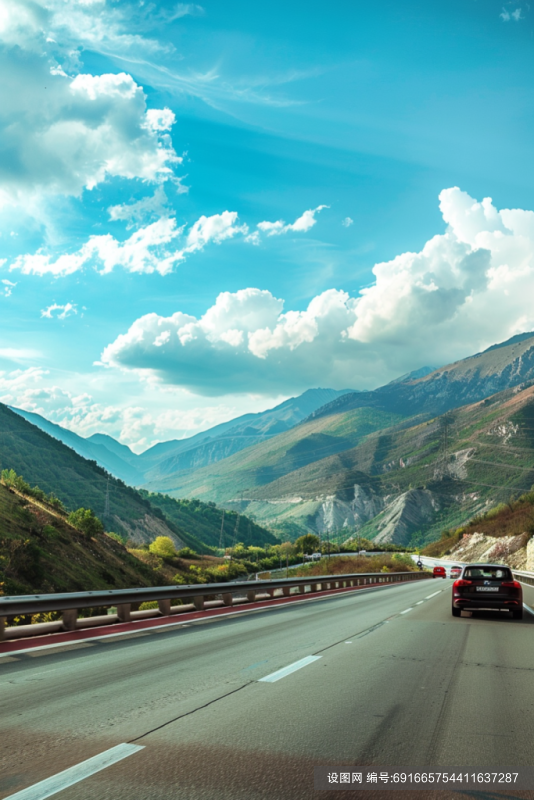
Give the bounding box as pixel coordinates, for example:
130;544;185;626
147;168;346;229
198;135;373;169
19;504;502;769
232;513;240;552
218;509;225;553
104;477;110;527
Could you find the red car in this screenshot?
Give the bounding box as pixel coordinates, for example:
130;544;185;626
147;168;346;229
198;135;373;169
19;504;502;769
433;566;446;578
450;566;462;579
452;564;523;619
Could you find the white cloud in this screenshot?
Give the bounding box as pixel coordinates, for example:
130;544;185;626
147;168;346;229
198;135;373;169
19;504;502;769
0;2;181;211
100;187;534;395
257;205;328;236
1;278;15;296
342;217;354;228
185;211;248;251
108;187;171;229
9;209;252;276
41;302;77;319
500;6;525;20
9;202;325;276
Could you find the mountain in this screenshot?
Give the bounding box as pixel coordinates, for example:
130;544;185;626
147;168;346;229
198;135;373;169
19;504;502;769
306;332;534;422
0;404;276;552
9;408;144;485
142;333;534;543
240;380;534;545
137;387;355;480
9;388;356;486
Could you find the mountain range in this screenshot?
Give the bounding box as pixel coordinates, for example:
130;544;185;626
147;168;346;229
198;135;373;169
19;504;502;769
7;332;534;547
141;332;534;543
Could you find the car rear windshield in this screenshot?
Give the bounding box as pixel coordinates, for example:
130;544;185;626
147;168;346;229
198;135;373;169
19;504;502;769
463;567;512;581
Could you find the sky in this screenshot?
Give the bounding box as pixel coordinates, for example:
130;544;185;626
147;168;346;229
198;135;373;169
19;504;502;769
0;0;533;452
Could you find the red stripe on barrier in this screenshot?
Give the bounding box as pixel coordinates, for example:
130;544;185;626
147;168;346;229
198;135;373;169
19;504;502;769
0;580;405;655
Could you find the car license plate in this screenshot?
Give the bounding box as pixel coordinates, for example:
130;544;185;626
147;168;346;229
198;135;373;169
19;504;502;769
476;587;499;592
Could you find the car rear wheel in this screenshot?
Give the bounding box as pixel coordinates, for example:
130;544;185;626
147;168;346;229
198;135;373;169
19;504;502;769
512;608;523;620
452;605;461;617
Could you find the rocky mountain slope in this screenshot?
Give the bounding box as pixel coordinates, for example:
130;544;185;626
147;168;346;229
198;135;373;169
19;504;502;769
307;332;534;422
143;333;534;543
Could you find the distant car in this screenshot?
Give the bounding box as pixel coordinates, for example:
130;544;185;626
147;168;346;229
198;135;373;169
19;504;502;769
311;552;322;561
433;566;447;579
450;566;462;579
452;564;523;619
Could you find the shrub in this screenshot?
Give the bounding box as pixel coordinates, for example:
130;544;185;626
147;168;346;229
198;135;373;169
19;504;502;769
149;536;177;559
67;508;104;539
176;546;197;559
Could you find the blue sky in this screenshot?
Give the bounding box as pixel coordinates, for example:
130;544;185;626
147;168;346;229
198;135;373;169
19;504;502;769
0;0;533;450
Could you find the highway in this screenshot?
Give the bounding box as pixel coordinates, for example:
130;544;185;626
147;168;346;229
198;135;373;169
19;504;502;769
2;577;534;799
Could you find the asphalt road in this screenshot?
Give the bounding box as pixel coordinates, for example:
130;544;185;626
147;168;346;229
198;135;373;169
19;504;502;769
2;577;534;800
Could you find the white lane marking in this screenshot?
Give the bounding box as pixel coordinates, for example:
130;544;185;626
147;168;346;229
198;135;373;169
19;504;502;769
425;591;442;599
415;601;424;605
4;743;143;800
345;641;352;644
400;608;413;614
259;655;321;683
523;603;534;617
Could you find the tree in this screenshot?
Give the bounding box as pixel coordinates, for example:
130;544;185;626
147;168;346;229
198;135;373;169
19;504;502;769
149;536;177;559
67;508;104;539
294;533;321;555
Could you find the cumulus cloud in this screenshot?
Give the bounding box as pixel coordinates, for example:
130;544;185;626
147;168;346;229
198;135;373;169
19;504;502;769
257;205;328;236
0;2;181;209
342;217;354;228
41;302;77;319
100;187;534;395
9;209;252;276
9;202;324;277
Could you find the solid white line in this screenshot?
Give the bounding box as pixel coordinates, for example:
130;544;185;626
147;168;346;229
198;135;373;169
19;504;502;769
523;603;534;617
0;582;408;659
425;591;442;599
400;608;413;614
4;743;144;800
259;655;321;683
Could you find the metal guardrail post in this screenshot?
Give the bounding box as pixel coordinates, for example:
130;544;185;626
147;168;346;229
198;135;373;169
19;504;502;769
282;587;291;597
158;599;171;616
116;604;131;622
62;609;78;631
221;593;233;606
246;590;256;602
0;616;4;642
193;596;204;611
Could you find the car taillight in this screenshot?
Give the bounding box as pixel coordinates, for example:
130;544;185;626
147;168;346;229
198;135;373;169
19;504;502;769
502;581;521;589
453;579;472;587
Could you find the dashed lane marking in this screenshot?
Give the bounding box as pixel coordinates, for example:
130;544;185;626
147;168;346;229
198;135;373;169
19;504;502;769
400;608;413;614
415;601;424;605
4;743;144;800
425;591;442;599
259;655;321;683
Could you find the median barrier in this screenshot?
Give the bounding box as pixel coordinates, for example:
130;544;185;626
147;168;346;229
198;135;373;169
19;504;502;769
0;570;431;642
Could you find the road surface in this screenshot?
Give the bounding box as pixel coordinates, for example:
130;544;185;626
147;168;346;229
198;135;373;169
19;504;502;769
2;576;534;799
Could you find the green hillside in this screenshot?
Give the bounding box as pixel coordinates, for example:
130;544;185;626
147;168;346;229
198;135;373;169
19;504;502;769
246;383;534;544
0;482;162;596
0;404;275;553
143;406;403;503
139;491;278;549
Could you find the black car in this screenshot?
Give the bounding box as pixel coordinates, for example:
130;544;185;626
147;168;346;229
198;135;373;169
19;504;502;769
452;563;523;619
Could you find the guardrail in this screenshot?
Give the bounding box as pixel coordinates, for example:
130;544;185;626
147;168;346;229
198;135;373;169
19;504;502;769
0;570;430;642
